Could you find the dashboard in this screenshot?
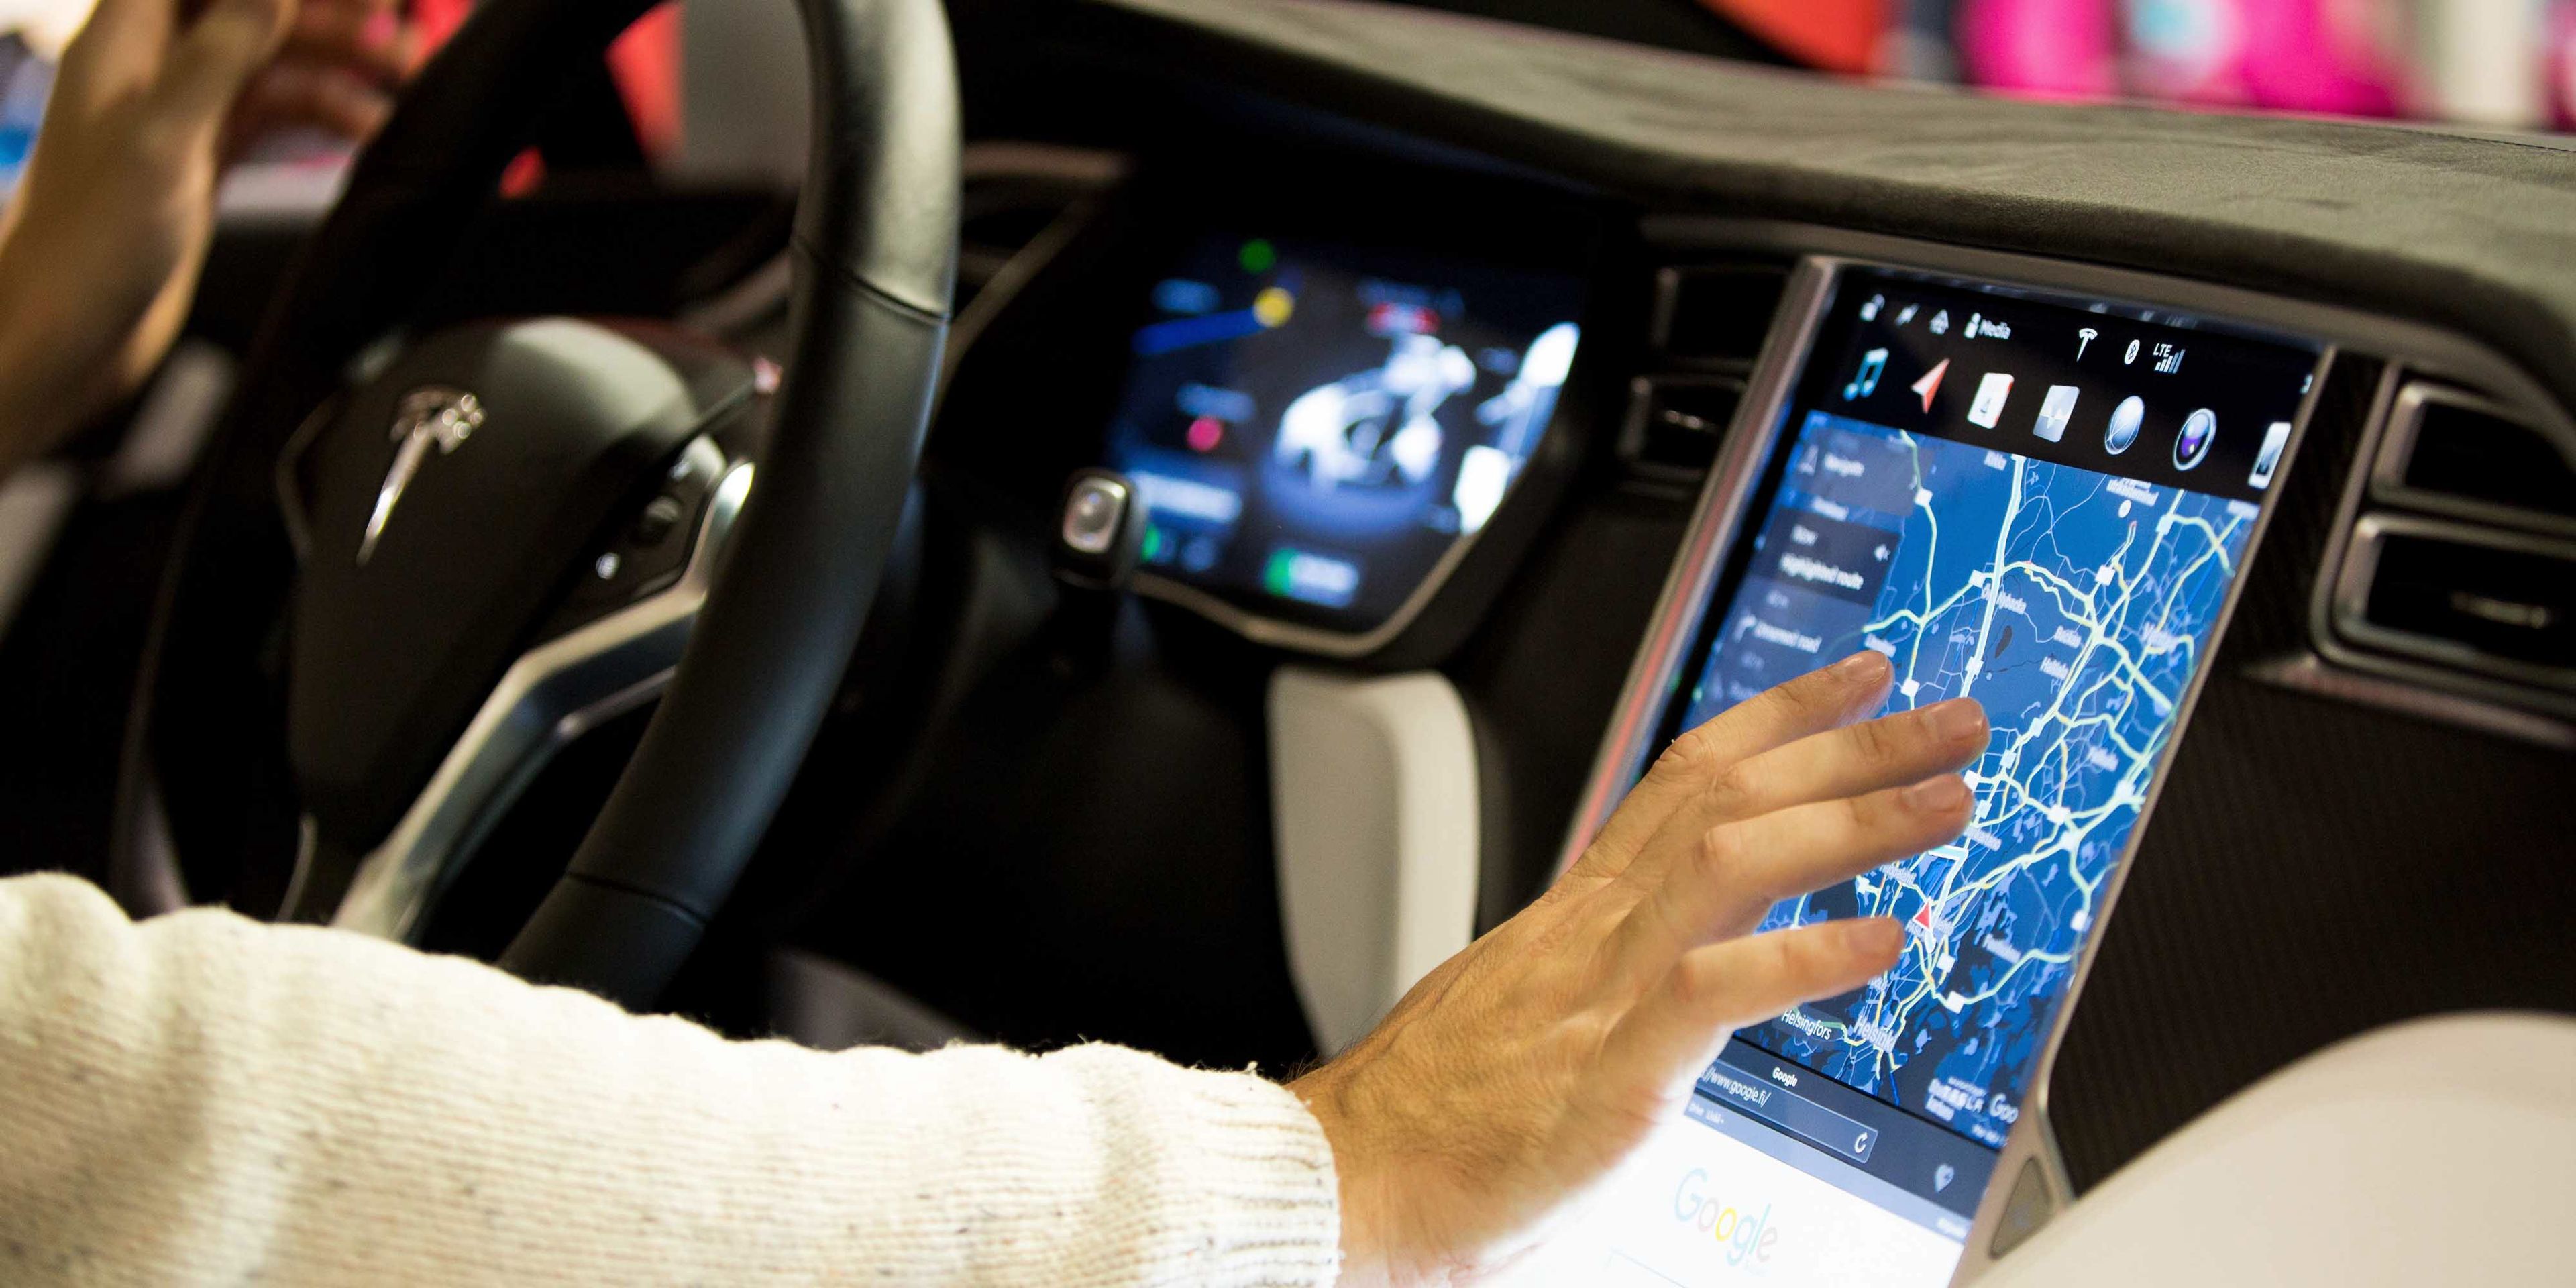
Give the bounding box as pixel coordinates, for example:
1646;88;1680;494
1073;221;2359;1279
797;5;2576;1287
982;149;2567;1275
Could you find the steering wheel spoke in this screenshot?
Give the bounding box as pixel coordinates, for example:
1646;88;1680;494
330;441;749;941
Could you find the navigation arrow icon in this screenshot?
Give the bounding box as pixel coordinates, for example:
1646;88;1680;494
1912;358;1949;413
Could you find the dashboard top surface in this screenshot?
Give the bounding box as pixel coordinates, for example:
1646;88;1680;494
1083;0;2576;419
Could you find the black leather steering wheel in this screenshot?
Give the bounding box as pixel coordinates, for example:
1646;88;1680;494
111;0;958;1011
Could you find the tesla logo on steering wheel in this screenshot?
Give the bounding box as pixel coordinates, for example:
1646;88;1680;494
359;386;485;566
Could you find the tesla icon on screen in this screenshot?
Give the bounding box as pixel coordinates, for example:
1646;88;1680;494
1967;372;2013;429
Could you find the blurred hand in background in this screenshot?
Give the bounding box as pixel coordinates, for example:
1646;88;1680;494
0;0;411;474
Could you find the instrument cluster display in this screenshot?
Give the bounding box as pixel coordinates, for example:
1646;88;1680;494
1101;233;1587;633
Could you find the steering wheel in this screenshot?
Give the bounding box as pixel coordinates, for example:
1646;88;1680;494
108;0;958;1011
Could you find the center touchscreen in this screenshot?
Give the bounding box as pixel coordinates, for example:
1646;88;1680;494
1503;268;2320;1285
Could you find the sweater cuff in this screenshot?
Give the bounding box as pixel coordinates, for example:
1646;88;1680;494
1050;1044;1343;1287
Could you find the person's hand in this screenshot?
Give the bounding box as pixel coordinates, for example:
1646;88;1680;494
224;0;415;160
1290;651;1986;1285
0;0;409;474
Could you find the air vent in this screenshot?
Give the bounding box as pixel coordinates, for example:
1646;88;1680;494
2373;382;2576;531
2322;370;2576;716
1654;264;1790;366
1620;376;1744;476
2334;515;2575;693
1620;259;1790;485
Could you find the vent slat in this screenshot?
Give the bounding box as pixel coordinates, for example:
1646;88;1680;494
2335;517;2576;694
2377;382;2576;532
1619;376;1743;476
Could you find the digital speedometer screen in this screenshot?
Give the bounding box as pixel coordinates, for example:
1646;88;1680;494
1498;269;2320;1286
1101;234;1585;631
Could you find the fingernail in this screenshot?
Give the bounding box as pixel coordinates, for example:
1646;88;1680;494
1902;775;1970;812
1840;918;1903;957
1833;651;1892;684
1924;698;1986;744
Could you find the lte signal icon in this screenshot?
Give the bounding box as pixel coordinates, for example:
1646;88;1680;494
2077;327;2098;360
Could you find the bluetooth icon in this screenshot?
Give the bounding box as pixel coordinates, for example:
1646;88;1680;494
2077;327;2099;360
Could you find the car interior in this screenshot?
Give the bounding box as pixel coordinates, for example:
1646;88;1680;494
0;0;2569;1282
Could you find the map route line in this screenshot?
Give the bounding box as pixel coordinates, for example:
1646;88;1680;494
1695;410;2255;1148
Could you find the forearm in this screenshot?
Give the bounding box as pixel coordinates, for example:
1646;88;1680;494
0;874;1340;1286
0;199;186;476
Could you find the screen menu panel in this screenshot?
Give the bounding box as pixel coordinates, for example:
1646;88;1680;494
1501;267;2319;1286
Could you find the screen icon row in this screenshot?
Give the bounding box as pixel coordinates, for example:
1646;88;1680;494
1844;342;2290;488
1978;380;2261;482
2006;386;2286;488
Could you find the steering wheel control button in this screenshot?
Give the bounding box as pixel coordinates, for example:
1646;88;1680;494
1062;476;1132;556
632;495;688;547
667;448;716;491
533;441;733;645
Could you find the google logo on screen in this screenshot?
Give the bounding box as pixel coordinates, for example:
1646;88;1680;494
1671;1169;1783;1269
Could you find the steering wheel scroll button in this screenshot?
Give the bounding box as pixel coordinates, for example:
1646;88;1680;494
539;439;730;643
632;495;688;547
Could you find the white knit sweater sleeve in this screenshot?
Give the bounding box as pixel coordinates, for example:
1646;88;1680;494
0;873;1342;1287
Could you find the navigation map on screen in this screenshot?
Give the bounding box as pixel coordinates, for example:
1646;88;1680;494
1697;408;2255;1146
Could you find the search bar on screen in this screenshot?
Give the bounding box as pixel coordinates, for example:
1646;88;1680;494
1695;1063;1880;1164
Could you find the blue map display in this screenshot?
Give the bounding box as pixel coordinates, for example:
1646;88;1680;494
1680;408;2259;1150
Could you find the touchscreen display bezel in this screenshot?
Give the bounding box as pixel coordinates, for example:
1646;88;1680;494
1555;251;2330;1279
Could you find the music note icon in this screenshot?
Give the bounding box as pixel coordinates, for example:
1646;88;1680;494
1844;347;1888;401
